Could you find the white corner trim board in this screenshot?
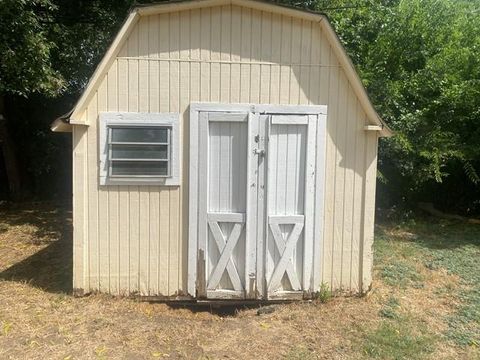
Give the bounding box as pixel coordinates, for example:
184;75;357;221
98;112;180;186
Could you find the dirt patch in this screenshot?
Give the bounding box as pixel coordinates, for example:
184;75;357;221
0;281;379;359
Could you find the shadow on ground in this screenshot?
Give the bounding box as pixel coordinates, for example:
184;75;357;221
166;301;292;317
0;202;72;294
377;216;480;251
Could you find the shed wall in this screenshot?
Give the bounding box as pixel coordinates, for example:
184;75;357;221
72;4;378;296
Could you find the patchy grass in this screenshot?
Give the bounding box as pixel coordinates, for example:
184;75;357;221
0;203;479;359
380;261;424;288
376;221;480;348
379;296;400;319
363;316;437;359
413;223;480;348
372;219;480;358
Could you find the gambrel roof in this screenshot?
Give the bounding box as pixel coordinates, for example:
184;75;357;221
52;0;392;137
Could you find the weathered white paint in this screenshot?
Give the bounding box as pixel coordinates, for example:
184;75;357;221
189;106;325;299
265;114;319;298
201;112;249;298
68;1;385;298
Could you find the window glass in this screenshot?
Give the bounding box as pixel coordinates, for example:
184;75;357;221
111;145;168;160
111;161;168;176
111;127;168;143
108;126;171;178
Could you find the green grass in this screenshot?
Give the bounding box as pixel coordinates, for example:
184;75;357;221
373;219;480;348
410;221;479;347
425;240;480;347
379;296;400;319
380;261;424;288
363;317;437;360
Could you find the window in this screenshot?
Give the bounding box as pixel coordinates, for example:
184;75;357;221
108;126;171;177
99;112;180;186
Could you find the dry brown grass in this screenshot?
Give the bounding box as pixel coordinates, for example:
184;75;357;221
0;203;478;359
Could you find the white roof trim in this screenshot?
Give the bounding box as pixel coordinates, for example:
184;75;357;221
137;0;323;22
69;0;392;137
50;118;73;133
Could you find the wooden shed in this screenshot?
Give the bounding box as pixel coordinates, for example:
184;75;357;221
52;0;391;301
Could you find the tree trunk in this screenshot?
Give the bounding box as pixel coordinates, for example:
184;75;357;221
0;95;23;200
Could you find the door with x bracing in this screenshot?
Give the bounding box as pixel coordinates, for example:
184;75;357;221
196;109;321;300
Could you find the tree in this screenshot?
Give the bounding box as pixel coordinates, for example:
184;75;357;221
0;0;63;199
47;0;133;95
0;0;133;200
0;0;63;96
283;0;480;214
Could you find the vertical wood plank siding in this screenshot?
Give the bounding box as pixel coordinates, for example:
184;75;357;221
72;5;377;296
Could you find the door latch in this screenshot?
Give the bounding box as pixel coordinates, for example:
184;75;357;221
253;148;265;156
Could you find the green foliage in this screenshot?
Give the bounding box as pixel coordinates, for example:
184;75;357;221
283;0;480;214
313;282;332;303
463;161;480;185
326;0;480;182
373;0;480;192
0;0;134;98
0;0;134;200
0;0;63;96
47;0;133;95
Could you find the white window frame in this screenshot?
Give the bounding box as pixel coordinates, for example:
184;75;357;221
99;112;180;186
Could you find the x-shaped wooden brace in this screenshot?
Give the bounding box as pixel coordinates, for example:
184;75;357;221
207;221;244;291
268;222;304;292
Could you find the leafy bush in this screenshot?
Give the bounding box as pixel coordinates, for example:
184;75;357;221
282;0;480;215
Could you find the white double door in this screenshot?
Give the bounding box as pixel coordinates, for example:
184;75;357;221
194;107;324;300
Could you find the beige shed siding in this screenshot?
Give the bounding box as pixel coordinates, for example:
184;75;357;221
72;125;86;293
73;4;378;296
